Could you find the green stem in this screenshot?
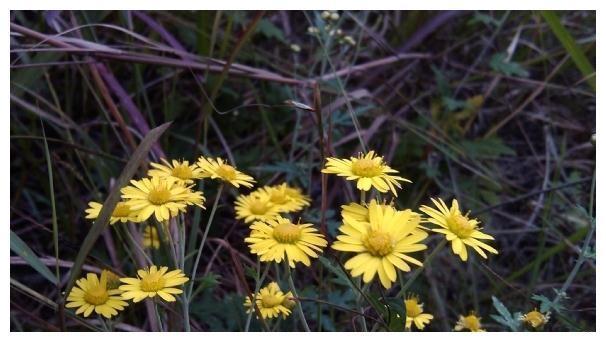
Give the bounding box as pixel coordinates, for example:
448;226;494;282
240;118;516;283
122;224;153;266
355;280;369;331
360;190;366;204
396;239;446;298
245;260;270;331
187;184;223;299
284;260;310;332
154;301;163;332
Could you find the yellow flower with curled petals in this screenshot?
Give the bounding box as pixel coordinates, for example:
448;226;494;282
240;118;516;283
197;156;255;188
119;266;188;303
256;183;311;213
454;311;485;332
148;158;205;184
420;198;497;261
404;294;434;331
244;282;293;320
245;216;327;268
234;192;282;224
85;201;140;224
65;272;128;318
332;201;427;289
121;176;205;222
322;150;411;196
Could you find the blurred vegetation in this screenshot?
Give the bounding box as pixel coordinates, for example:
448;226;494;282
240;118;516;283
10;10;595;331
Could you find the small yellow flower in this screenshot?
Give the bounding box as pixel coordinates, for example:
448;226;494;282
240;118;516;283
197;156;255;188
520;308;550;329
341;200;423;231
85;201;140;224
404;294;434;331
65;272;128;318
245;216;327;268
244;282;293;320
142;226;161;249
234;192;282;224
121;176;205;222
322;150;411;196
119;266;189;303
148;158;205;184
256;183;311;213
454;312;485;332
332;201;428;288
420;198;498;261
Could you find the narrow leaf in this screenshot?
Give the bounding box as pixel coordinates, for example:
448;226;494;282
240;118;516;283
10;230;58;284
63;122;172;299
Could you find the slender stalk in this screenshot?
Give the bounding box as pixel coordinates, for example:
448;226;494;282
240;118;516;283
360;190;366;204
284;260;310;332
187;184;224;298
245;260;271;331
355;280;369;331
396;239;447;298
122;224;153;266
154;301;163;332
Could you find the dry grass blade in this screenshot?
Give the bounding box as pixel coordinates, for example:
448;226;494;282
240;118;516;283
63;121;172;300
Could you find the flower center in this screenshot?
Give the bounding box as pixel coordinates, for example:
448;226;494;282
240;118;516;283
448;214;475;238
525;311;545;327
83;286;109;305
112;203;131;217
463;315;482;331
405;298;423;317
363;230;393;256
261;294;283;308
171;164;193;180
216;164;237;181
351;158;382;177
273;223;301;243
148;187;171;205
250;199;270;215
140;273;166;292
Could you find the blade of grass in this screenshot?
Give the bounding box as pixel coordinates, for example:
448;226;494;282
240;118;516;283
541;10;595;92
9;230;58;284
63;121;172;299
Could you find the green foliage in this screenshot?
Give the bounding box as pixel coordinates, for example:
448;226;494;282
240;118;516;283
490;296;522;331
489;52;529;77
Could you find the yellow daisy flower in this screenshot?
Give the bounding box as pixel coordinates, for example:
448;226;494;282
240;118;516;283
321;150;411;196
197;156;255;188
234;192;282;224
404;294;434;330
420;198;498;261
332;201;428;289
142;226;160;249
243;282;293;320
84;201;140;224
65;272;128;318
520;308;550;329
256;183;311;213
119;266;189;303
121;176;205;222
245;216;328;268
454;311;485;332
148;158;205;184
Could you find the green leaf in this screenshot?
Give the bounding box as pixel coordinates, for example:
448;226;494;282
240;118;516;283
257;19;285;42
541;11;595;92
491;296;520;331
63;122;172;300
10;230;58;284
489;52;529;77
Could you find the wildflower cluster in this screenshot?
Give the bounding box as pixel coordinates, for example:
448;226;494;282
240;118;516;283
307;10;356;46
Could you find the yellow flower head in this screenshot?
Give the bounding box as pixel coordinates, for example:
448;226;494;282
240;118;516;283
454;312;485;332
245;216;328;268
142;226;161;249
256;183;311;213
420;198;498;261
520;308;550;329
234;192;282;224
65;272;128;318
121;176;205;222
244;282;292;320
197;156;255;188
119;266;189;303
341;200;423;229
85;201;140;224
404;294;434;331
101;269;122;290
148;158;205;184
322;150;411;196
332;201;428;288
